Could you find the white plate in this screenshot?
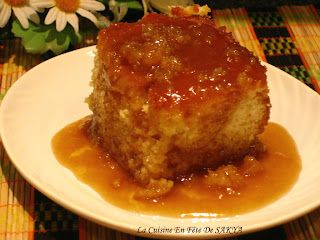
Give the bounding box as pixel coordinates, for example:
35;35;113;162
1;46;320;239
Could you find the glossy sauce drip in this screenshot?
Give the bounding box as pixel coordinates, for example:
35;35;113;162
52;117;301;217
98;14;266;109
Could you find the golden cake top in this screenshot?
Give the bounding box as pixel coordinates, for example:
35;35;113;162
98;13;266;110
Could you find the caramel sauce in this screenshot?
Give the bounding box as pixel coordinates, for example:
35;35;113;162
52;116;301;217
98;14;266;110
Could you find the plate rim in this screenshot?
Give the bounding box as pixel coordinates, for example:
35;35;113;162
1;46;320;239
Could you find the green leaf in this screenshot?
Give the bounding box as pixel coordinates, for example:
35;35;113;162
116;0;142;10
12;20;82;55
94;12;111;29
110;2;128;22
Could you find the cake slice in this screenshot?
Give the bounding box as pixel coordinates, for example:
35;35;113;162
87;13;270;196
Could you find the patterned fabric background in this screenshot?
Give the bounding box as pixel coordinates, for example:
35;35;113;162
0;3;320;240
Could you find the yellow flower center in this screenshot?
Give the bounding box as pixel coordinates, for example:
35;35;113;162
4;0;27;7
54;0;80;13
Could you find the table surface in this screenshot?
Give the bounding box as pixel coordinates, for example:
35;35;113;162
1;4;320;240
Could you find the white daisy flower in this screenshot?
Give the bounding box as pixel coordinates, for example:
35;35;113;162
0;0;40;29
31;0;105;32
